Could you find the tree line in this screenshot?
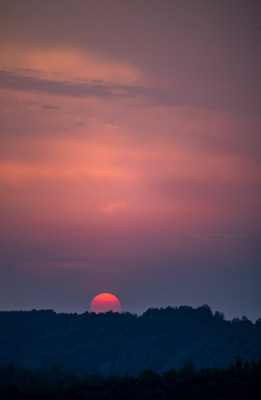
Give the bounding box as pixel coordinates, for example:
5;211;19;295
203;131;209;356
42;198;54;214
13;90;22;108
0;305;260;376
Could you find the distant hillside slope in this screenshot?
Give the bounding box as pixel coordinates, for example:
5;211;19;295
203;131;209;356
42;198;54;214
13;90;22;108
0;305;260;376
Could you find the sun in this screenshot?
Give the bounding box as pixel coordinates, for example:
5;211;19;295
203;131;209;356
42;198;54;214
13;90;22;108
90;293;121;313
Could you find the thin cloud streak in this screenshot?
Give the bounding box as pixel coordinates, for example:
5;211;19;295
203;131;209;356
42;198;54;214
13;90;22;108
194;233;261;245
1;70;259;114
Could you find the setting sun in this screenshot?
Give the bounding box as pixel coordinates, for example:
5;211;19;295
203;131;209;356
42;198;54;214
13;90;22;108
90;293;121;313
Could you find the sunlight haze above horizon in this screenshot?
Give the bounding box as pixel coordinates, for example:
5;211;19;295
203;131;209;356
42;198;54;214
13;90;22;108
0;0;260;321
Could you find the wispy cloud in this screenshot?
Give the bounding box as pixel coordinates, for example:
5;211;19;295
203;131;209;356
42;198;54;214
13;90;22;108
41;105;60;110
1;70;258;113
101;201;126;216
194;233;261;244
0;70;128;100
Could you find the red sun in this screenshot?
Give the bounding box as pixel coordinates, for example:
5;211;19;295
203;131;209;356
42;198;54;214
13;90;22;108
90;293;121;313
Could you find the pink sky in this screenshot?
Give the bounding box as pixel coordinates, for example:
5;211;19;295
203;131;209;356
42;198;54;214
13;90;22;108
0;0;260;320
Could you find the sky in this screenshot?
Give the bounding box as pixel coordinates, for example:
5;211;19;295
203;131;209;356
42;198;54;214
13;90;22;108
0;0;260;321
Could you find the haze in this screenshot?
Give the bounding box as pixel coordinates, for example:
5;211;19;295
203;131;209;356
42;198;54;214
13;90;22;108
0;0;260;320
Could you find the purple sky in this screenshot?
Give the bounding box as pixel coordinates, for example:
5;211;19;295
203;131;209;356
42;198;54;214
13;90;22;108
0;0;260;320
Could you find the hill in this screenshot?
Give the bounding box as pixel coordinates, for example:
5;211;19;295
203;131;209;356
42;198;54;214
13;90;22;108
0;305;260;376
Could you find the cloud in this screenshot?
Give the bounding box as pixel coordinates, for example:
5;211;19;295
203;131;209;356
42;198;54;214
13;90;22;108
21;261;94;274
0;46;142;85
42;105;60;110
1;70;259;113
0;70;128;100
74;120;86;127
194;233;261;245
101;202;126;216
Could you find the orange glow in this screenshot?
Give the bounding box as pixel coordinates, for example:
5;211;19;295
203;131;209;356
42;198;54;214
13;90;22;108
0;45;142;85
90;293;121;313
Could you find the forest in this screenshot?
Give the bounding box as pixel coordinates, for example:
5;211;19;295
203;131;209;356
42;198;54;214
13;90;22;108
0;305;260;377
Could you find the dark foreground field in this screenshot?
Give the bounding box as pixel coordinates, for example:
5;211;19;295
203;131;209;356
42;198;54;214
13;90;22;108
1;359;261;400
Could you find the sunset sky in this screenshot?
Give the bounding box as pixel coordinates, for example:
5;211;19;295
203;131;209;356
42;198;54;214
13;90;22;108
0;0;260;320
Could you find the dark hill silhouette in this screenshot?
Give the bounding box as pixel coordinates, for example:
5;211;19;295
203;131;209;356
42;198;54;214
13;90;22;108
0;305;260;376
